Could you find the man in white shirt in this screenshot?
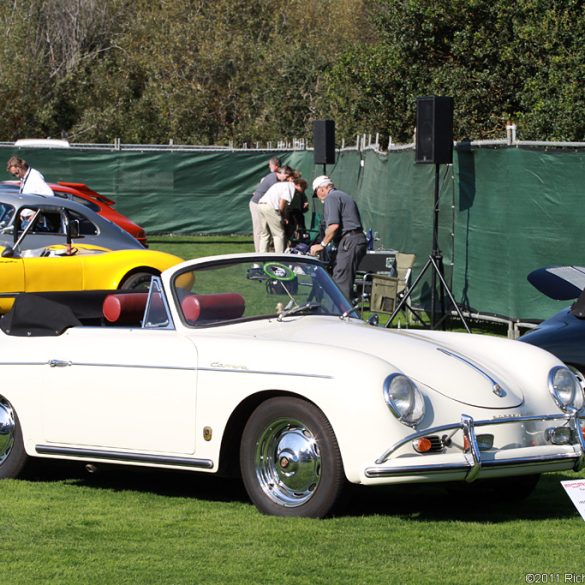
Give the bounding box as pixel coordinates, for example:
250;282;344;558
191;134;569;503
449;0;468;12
6;156;54;196
258;176;307;253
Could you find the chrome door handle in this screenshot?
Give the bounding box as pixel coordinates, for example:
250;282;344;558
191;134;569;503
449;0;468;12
49;359;72;368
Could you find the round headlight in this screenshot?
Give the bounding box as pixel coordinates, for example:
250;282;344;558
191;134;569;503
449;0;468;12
383;373;425;427
548;366;582;412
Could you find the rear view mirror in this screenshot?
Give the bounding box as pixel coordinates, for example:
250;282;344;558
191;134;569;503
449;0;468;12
1;246;14;258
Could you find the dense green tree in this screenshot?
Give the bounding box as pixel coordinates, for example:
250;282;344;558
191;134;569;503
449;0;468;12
0;0;582;144
325;0;585;142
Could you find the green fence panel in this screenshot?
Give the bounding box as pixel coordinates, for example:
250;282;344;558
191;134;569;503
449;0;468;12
2;143;583;321
452;146;585;320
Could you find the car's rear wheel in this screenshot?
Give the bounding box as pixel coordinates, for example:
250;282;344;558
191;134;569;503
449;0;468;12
0;397;28;479
240;397;346;518
119;271;156;291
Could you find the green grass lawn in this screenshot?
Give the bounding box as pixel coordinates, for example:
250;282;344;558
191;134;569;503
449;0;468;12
3;235;582;583
147;234;254;260
2;464;584;585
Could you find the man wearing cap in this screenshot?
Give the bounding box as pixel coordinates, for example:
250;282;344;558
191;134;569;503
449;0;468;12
310;176;367;300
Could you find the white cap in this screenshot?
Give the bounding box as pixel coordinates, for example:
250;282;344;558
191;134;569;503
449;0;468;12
312;175;332;191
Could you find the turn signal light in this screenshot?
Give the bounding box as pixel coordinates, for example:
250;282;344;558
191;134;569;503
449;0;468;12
413;437;433;453
463;436;471;452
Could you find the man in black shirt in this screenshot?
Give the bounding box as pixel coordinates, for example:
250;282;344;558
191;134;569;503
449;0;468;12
310;176;367;300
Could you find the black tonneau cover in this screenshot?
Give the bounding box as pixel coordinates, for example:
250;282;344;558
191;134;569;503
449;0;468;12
0;290;132;336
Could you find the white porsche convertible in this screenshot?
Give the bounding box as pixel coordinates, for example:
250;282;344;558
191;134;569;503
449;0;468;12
0;253;584;517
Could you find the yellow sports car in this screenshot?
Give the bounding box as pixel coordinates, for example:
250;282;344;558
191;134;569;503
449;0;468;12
0;242;182;313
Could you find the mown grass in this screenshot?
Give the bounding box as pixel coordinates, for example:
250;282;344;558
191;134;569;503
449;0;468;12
2;464;584;585
147;234;254;260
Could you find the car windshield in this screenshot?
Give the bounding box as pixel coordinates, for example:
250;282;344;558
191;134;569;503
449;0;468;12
0;202;15;228
171;256;357;327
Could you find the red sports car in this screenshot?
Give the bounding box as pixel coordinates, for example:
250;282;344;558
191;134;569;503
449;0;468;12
0;181;147;246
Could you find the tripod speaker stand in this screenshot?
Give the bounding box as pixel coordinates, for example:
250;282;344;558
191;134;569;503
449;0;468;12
384;164;470;332
385;96;469;332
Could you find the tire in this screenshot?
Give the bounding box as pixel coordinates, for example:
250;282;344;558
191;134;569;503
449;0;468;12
119;271;155;291
0;397;29;479
240;397;346;518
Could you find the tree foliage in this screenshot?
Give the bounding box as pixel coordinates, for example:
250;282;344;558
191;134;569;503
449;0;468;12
0;0;582;144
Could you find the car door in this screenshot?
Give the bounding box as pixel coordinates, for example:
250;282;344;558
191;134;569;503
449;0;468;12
39;327;199;456
0;256;25;311
23;255;84;292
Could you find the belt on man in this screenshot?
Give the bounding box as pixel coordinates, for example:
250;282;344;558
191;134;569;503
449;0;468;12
342;228;363;237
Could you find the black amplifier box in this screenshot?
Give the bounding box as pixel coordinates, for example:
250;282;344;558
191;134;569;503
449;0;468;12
358;251;396;274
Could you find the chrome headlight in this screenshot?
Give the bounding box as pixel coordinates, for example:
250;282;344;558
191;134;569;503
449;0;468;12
383;373;425;427
548;366;583;412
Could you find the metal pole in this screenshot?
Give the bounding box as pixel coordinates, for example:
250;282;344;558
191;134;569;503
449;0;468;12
430;163;440;327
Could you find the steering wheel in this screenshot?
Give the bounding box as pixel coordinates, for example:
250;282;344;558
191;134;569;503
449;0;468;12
262;262;296;282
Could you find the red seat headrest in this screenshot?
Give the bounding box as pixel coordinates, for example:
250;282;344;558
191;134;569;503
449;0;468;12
103;293;148;324
181;293;245;324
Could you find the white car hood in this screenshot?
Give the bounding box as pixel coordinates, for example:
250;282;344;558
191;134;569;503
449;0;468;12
229;317;525;409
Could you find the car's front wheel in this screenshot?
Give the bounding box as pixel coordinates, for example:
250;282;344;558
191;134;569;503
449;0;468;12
240;397;346;518
0;397;28;479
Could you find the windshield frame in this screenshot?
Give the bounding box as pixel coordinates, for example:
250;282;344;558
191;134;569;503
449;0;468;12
170;255;358;328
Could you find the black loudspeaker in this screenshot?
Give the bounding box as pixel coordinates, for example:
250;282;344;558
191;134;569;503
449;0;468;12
313;120;336;165
415;96;453;164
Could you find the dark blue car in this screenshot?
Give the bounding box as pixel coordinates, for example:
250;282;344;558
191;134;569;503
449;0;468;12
520;266;585;383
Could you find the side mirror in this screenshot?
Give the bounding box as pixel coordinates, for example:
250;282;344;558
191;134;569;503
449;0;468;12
1;246;15;258
367;313;379;327
69;219;80;239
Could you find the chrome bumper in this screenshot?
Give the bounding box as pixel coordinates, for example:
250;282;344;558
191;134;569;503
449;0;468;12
365;411;585;481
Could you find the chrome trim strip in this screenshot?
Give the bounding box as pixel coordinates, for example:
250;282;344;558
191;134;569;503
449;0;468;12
437;347;508;397
365;452;581;479
35;444;214;469
197;367;333;379
64;362;197;371
0;360;331;379
0;362;46;367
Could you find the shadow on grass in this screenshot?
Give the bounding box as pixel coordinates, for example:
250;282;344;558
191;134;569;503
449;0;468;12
345;472;578;522
24;460;579;521
25;460;249;505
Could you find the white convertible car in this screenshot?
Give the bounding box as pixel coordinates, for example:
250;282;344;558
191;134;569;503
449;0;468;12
0;253;584;517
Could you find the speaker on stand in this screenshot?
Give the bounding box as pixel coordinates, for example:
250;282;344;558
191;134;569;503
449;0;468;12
313;120;336;174
387;96;469;332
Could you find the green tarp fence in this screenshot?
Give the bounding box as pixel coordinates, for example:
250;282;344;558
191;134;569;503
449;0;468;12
1;144;583;321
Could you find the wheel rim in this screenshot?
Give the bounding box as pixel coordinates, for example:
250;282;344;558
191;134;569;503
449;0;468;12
0;399;16;465
254;417;321;507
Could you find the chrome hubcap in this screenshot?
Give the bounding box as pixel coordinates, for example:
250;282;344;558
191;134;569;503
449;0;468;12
0;399;16;465
255;418;321;507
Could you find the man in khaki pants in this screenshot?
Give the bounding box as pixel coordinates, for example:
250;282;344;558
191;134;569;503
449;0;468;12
249;158;291;252
258;177;307;253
